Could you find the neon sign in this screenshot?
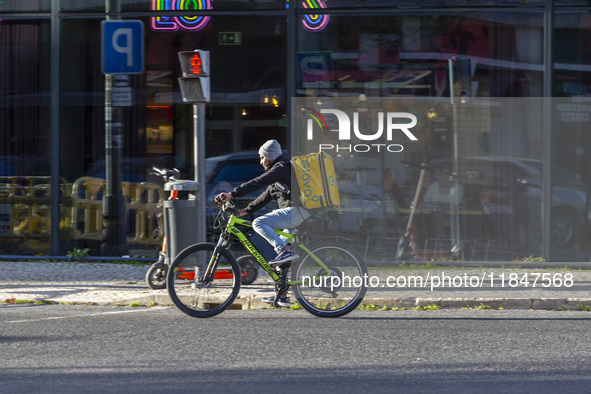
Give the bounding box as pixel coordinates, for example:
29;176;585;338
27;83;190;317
152;0;329;33
301;0;330;32
152;0;211;32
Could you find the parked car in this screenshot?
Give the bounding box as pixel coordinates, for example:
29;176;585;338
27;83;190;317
0;155;50;177
335;180;398;234
460;156;589;249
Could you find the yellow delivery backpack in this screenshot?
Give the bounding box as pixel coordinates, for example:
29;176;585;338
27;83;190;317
292;152;340;210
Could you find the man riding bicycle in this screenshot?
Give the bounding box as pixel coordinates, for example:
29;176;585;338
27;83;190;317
214;140;310;306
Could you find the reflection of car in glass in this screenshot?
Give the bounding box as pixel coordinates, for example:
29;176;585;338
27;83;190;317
205;151;285;229
461;157;589;249
206;152;270;199
336;181;397;234
0;156;50;176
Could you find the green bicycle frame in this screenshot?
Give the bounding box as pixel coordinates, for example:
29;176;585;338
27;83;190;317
208;213;332;285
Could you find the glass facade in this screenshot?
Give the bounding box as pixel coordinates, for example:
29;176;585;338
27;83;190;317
1;1;591;263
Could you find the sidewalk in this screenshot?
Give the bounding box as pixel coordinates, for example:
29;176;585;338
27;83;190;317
2;261;591;311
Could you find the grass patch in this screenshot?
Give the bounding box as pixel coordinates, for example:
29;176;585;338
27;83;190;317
412;305;441;311
463;303;497;310
3;298;55;305
357;304;390;311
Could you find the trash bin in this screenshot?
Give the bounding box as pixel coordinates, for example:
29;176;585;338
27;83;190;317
162;180;202;263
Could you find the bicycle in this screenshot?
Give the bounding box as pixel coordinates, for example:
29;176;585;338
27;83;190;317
145;168;258;290
166;200;368;318
144;166;180;290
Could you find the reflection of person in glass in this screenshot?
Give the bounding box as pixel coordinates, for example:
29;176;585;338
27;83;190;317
423;169;464;206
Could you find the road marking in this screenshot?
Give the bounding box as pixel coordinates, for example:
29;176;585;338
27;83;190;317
7;307;169;323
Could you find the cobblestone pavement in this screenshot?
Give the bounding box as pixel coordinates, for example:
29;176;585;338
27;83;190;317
2;261;591;310
0;262;154;305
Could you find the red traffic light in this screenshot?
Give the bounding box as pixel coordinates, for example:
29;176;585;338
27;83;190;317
178;50;210;103
178;50;210;77
191;54;202;74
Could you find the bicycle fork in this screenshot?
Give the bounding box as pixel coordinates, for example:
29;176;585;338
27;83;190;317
201;236;229;282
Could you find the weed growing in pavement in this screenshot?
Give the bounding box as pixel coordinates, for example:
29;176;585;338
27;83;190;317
356;304;440;311
357;304;391;311
508;255;551;264
3;298;55;305
463;303;497;310
412;305;441;311
577;304;591;311
67;248;90;260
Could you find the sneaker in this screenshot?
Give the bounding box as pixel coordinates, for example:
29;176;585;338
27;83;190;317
262;295;291;308
268;250;299;265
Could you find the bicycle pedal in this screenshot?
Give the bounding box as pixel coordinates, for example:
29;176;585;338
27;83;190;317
273;263;290;274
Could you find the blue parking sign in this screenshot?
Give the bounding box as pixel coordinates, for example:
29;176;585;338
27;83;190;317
102;20;144;74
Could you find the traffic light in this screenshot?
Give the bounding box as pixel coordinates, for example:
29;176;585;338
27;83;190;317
178;50;210;103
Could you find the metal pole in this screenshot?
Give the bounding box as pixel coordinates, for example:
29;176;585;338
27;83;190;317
194;103;206;243
49;0;60;254
286;0;297;154
102;0;128;256
448;57;461;257
542;0;553;260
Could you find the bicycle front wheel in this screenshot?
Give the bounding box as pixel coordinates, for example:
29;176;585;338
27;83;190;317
292;242;367;318
167;242;241;318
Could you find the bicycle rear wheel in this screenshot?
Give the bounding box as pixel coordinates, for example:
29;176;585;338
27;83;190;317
292;242;367;317
167;242;241;318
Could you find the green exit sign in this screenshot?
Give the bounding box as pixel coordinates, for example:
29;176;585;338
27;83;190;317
219;32;242;46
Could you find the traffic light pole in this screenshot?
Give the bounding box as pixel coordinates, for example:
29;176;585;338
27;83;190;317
178;50;210;244
194;103;206;243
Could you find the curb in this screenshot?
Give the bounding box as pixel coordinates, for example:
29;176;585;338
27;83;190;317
23;294;591;311
95;293;286;309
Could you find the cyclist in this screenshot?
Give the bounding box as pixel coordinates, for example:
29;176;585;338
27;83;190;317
214;140;310;306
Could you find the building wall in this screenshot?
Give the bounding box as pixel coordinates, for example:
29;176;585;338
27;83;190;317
0;1;590;261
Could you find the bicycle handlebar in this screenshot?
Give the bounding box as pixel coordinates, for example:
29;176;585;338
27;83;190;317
219;200;240;215
150;166;180;182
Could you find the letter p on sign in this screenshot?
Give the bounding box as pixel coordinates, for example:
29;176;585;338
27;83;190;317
102;20;144;74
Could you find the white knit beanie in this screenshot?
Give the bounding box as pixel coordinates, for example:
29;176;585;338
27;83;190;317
258;140;282;160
